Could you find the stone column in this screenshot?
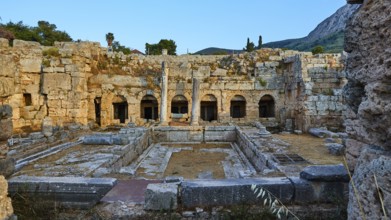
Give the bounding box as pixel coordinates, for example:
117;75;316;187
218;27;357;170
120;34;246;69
190;77;201;125
160;62;169;125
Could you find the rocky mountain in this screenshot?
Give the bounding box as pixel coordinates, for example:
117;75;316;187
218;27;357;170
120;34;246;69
306;4;360;42
264;4;360;52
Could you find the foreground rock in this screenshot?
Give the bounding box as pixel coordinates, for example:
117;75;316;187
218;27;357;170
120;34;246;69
0;175;13;220
344;0;391;219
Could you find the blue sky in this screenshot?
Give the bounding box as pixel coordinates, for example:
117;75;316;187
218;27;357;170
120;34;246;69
1;0;346;54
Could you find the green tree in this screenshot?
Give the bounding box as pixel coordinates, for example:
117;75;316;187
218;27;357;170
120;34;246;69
0;20;72;46
112;41;131;54
106;32;114;47
257;35;262;49
34;21;72;46
0;21;40;42
312;45;324;54
145;39;177;55
243;37;255;52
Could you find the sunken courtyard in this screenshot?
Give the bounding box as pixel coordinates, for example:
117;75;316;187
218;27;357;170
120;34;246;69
1;1;391;219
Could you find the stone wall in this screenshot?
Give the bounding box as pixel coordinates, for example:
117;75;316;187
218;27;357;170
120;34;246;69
0;38;346;134
283;53;346;132
152;126;236;143
344;0;391;219
0;175;13;219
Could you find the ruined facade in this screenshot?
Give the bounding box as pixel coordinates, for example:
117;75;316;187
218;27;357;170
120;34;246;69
0;38;345;139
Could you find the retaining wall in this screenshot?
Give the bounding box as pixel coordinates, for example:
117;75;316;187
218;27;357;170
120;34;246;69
152;126;236;143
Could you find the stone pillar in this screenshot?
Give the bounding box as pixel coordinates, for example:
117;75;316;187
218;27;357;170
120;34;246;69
190;77;201;125
160;62;169;125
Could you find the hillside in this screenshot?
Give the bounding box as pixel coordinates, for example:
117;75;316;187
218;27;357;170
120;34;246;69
264;4;360;52
194;47;243;55
195;4;360;54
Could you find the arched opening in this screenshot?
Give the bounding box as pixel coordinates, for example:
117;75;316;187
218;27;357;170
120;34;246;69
201;94;217;122
171;95;188;114
259;95;275;118
230;95;246;118
141;95;158;120
112;95;128;123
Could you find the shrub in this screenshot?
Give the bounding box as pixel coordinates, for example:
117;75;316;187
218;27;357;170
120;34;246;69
312;45;324;55
42;48;60;57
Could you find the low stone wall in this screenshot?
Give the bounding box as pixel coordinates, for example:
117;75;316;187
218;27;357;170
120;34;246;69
99;127;150;174
152;126;236;143
235;127;271;171
145;164;349;218
8;176;117;209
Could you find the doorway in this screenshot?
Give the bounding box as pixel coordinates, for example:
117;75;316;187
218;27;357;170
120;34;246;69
141;95;158;120
201;94;218;122
230;95;246;118
113;95;128;123
259;95;275;118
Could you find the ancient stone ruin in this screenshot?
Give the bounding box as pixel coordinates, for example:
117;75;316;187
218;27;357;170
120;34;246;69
0;0;389;219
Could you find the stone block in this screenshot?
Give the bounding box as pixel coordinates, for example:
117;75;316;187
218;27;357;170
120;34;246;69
0;158;15;177
0;38;9;48
29;132;44;140
13;40;40;49
308;128;337;138
0;175;13;220
325;143;345;155
180;178;293;208
144;183;178;210
42;73;72;93
289;177;315;204
300;164;349;182
112;135;130;145
83;133;113;145
0;77;15;97
168;131;188;142
211;68;227;77
8;176;117;209
0;55;16;77
20;58;41;73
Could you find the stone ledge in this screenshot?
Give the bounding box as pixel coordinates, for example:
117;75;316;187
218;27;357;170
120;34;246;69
300;164;349;182
144;183;178;210
181;178;293;208
8;176;117;209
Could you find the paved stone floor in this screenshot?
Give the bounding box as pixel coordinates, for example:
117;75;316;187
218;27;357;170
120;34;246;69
122;142;256;179
13;143;128;177
101;179;162;204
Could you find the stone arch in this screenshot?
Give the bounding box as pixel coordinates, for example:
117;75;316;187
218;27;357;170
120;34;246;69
230;95;246;118
171;95;188;114
140;95;158;120
259;94;275;118
201;94;218;122
112;95;128;123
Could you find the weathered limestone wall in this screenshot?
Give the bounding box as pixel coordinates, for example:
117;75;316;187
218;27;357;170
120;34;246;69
0;38;346;134
344;0;391;219
0;175;13;220
283;53;346;132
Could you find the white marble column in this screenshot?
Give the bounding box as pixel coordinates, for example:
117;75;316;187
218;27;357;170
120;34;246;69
190;77;201;125
160;61;169;125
